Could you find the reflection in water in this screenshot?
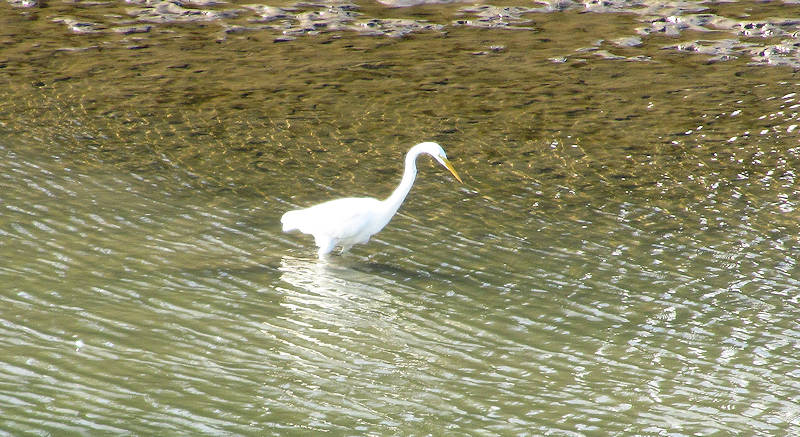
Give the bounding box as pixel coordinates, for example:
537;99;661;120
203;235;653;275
267;256;456;432
277;255;397;324
2;0;800;434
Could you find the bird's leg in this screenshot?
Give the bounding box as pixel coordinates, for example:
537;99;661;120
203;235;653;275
315;235;336;259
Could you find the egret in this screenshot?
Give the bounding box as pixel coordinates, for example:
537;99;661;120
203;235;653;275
281;141;463;258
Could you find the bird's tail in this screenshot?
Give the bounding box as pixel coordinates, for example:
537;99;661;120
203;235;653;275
281;210;301;232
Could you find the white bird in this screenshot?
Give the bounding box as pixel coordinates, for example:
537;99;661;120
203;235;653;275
281;141;463;259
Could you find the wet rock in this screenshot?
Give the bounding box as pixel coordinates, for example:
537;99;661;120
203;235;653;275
127;0;242;23
732;18;800;39
238;3;444;38
471;44;505;55
111;25;153;34
595;51;652;61
533;0;575;12
52;17;105;34
375;0;465;7
54;45;100;52
567;38;653;62
633;1;708;17
645;12;800;69
353;18;443;37
219;2;444;38
221;24;268;34
455;5;537;30
293;1;358;9
281;7;359;35
593;50;626;60
575;39;603;52
664;39;752;63
182;0;227;5
6;0;800;69
581;0;643;13
7;0;38;7
612;36;642;47
242;4;293;22
637;15;695;37
665;39;740;55
156;1;187;15
750;41;800;69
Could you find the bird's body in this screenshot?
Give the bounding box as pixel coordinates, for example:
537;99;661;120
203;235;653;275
281;142;462;258
281;197;388;255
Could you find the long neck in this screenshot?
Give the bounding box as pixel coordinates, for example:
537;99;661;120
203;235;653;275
382;150;419;216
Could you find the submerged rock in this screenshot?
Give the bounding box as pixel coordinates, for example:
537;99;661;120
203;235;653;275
454;5;537;30
612;36;642;47
647;14;800;68
354;18;443;37
126;0;243;23
182;0;227;5
52;17;106;34
7;0;38;6
242;4;294;22
111;25;153;34
375;0;466;7
6;0;800;68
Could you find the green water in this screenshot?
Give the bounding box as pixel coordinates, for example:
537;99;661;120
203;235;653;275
2;0;800;434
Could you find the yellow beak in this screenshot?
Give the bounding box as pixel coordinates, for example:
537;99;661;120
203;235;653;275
441;158;463;184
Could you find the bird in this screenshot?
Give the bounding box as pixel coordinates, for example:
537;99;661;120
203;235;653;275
281;141;463;259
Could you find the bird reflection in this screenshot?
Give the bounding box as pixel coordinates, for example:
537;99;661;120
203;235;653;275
277;255;397;325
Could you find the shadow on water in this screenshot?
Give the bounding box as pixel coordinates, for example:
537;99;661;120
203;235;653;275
278;254;424;302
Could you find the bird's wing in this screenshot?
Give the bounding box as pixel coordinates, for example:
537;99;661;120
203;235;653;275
291;197;382;239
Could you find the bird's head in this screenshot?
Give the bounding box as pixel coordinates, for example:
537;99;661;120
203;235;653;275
414;141;463;183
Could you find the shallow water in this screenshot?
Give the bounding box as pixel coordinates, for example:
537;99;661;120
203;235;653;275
2;0;800;434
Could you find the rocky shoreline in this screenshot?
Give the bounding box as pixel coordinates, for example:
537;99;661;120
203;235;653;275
5;0;800;69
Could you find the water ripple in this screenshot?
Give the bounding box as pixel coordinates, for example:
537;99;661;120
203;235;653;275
3;14;800;433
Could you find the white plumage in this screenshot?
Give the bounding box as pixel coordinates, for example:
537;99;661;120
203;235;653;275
281;142;462;258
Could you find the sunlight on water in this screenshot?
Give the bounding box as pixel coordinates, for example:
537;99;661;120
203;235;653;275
2;0;800;434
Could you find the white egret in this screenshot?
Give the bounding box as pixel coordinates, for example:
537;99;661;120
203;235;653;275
281;141;463;258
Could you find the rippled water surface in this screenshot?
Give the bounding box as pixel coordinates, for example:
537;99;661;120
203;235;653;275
2;0;800;434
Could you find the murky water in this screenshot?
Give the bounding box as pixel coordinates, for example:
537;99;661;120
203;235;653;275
2;0;800;434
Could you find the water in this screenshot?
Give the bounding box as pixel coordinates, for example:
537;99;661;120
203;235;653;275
2;0;800;434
